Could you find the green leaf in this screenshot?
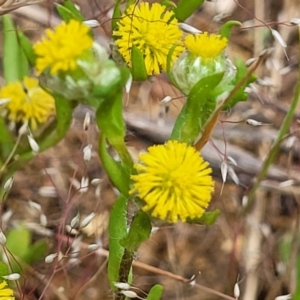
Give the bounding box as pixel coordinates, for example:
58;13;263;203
112;0;122;30
108;194;128;289
146;284;164;300
0;117;14;163
53;94;74;138
6;227;31;258
219;21;242;39
174;0;205;22
0;262;9;278
120;210;151;252
96;92;125;144
23;240;48;265
126;0;137;7
170;73;224;144
98;133;130;196
96;90;134;172
2;15;25;83
166;44;183;89
17;29;36;66
131;45;148;81
56;0;85;22
188;209;221;225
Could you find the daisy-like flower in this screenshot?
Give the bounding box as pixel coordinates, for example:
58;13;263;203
172;32;236;94
34;20;93;75
130;140;214;223
184;33;227;58
0;281;15;299
113;2;183;75
0;77;55;130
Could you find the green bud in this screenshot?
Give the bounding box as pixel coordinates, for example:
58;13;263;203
172;51;236;95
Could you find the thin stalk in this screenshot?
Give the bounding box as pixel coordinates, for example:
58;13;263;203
242;27;300;214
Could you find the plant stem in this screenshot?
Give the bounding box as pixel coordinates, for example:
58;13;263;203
242;27;300;214
115;249;134;300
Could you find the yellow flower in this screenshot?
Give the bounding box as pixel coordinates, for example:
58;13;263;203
0;77;55;130
34;20;93;75
0;281;14;299
184;32;228;59
130;140;214;223
113;2;183;75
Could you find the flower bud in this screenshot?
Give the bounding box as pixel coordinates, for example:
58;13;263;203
172;32;236;95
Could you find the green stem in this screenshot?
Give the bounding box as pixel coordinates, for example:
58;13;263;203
115;249;134;300
243;28;300;213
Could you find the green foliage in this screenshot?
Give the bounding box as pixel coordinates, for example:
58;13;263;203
292;255;300;300
126;0;137;7
5;226;48;273
188;209;221;225
98;133;130;196
56;0;85;22
112;0;122;31
131;46;148;81
222;58;256;110
120;210;152;252
170;73;224;144
2;15;28;83
219;20;242;39
108;195;128;289
0;117;14;165
53;94;74;138
146;284;164;300
0;262;9;278
174;0;205;22
17;29;37;66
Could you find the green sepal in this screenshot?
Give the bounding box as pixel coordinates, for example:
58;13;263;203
108;194;128;289
131;45;148;81
56;0;85;22
187;209;221;225
166;43;183;90
219;21;242;39
170;72;224;144
174;0;205;22
2;15;28;83
92;62;124;98
112;0;122;31
120;210;151;252
146;284;164;300
0;117;14;165
17;29;36;66
98;133;130;196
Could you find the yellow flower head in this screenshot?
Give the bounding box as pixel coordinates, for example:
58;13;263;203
0;281;14;299
0;77;55;130
184;32;228;59
130;140;214;223
34;20;93;75
113;2;183;75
